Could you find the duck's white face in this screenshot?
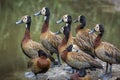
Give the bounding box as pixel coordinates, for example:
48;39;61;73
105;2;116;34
62;14;68;23
16;15;31;25
41;7;46;15
72;44;80;52
95;24;100;32
22;16;28;23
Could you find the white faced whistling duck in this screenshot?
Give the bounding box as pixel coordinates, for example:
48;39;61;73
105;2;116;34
89;24;120;78
16;15;55;62
28;50;51;80
34;7;62;65
56;14;103;77
56;14;80;54
70;72;92;80
73;15;97;58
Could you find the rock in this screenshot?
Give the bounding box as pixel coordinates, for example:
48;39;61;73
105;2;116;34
25;61;120;80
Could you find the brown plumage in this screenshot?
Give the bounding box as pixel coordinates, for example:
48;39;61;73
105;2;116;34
62;44;103;71
70;73;92;80
89;24;120;78
58;31;75;54
34;7;62;65
56;14;79;54
28;50;51;79
16;15;55;62
95;42;120;64
57;14;103;77
73;15;97;58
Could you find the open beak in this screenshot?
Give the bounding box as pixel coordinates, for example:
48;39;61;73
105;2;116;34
54;31;61;35
34;11;41;16
16;19;23;24
73;19;78;23
89;29;96;34
56;19;63;24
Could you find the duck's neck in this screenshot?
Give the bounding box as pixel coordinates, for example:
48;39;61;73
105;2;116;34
60;23;73;61
60;37;68;48
76;22;86;33
94;32;103;48
41;16;50;33
68;32;73;44
65;23;71;43
61;49;68;61
59;23;71;51
23;23;31;40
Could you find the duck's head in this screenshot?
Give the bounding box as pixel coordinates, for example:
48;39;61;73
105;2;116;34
34;7;50;17
55;25;70;41
73;15;86;27
56;14;72;24
89;24;104;34
16;15;31;24
66;44;80;52
55;25;69;34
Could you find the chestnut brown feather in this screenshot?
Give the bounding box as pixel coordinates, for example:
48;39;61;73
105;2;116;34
92;24;120;64
95;42;120;64
58;32;74;54
61;45;103;70
56;15;79;54
34;7;62;65
90;24;120;77
28;56;51;75
57;15;103;77
73;15;97;58
16;15;55;62
40;31;62;53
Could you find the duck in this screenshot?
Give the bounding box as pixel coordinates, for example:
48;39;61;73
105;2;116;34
28;50;51;80
34;7;62;65
73;15;97;58
89;24;120;78
56;14;103;77
56;14;80;54
16;15;55;62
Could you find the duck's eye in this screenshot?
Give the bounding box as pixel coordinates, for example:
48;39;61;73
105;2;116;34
23;17;27;22
42;10;45;12
24;18;27;20
65;17;67;19
96;26;99;29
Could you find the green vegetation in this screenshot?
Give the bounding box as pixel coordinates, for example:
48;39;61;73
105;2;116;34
0;0;120;80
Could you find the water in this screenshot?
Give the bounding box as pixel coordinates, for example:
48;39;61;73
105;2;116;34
0;0;120;80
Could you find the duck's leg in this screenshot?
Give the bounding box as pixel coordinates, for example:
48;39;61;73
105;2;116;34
105;62;109;73
100;64;112;80
79;69;86;77
52;60;59;67
35;74;39;80
47;52;58;66
108;64;112;78
99;62;109;78
72;68;74;73
72;68;77;73
57;53;62;66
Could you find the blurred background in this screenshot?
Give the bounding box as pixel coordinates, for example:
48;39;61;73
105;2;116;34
0;0;120;80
